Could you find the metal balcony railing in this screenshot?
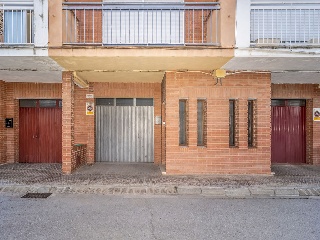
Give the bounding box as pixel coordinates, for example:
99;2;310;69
250;2;320;47
62;2;220;46
0;2;34;45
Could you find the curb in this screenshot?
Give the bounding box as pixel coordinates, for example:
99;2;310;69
0;184;320;199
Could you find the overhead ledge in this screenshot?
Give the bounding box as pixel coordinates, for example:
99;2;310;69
73;72;89;88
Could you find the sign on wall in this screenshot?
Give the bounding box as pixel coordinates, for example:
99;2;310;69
313;108;320;121
86;102;94;115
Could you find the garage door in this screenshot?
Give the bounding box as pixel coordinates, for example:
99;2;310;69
96;98;154;163
19;99;62;163
271;99;306;164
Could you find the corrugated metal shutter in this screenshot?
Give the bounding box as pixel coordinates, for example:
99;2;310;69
96;105;154;163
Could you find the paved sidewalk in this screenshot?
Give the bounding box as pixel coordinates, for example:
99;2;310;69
0;163;319;198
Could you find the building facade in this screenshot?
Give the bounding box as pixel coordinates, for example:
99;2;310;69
0;0;319;175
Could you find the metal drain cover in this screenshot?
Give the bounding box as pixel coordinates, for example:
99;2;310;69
21;193;52;199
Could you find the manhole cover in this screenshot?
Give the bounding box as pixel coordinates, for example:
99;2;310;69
21;193;52;199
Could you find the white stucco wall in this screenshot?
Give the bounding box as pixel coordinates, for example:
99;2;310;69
235;0;250;48
34;0;48;48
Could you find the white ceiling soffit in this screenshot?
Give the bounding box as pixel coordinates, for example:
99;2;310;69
223;57;320;72
272;72;320;84
0;57;63;83
0;70;62;83
0;57;64;71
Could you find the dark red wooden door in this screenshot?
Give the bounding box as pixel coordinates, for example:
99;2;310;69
19;100;62;163
19;108;39;163
271;100;306;164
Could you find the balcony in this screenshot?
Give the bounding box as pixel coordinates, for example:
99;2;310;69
250;2;320;47
62;2;220;46
0;2;34;45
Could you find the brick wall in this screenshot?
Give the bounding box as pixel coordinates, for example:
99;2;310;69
272;84;320;165
73;82;162;165
62;72;75;173
165;71;272;175
161;77;166;164
0;81;5;163
73;84;94;164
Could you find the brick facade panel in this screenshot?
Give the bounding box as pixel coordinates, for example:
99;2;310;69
165;72;272;175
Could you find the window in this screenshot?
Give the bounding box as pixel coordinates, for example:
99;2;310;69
20;100;61;108
102;0;184;45
20;99;37;108
96;98;115;106
96;98;154;106
197;99;207;146
248;99;256;147
3;10;33;44
179;99;188;146
136;98;153;106
229;100;235;147
39;100;58;108
116;98;134;106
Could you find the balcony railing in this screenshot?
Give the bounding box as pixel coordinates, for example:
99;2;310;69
62;2;220;46
0;2;34;45
250;2;320;47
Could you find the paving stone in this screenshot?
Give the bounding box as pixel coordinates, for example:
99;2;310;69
298;189;309;196
250;188;275;197
0;163;319;198
166;186;177;194
298;188;320;196
201;187;226;197
36;186;52;193
225;188;251;198
275;188;299;197
177;186;202;195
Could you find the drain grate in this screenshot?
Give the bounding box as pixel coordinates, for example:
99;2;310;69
21;193;52;199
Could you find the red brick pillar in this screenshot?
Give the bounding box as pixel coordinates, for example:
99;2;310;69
0;80;5;163
313;87;320;165
62;72;75;174
161;77;166;165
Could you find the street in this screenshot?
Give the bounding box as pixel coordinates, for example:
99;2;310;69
0;193;319;240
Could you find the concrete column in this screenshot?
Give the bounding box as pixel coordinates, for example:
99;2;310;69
219;0;237;48
62;72;75;174
34;0;49;48
234;0;251;48
48;0;62;47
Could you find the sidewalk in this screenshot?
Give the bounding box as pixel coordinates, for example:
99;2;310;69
0;163;319;198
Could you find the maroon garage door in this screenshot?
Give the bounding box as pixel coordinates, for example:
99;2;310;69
271;99;306;164
19;99;62;163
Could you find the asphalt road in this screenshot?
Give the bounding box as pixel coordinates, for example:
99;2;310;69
0;193;319;240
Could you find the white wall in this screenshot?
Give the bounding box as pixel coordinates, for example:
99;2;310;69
34;0;48;48
235;0;251;48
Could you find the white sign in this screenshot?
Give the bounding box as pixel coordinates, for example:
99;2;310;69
86;94;94;99
86;102;94;116
313;108;320;121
